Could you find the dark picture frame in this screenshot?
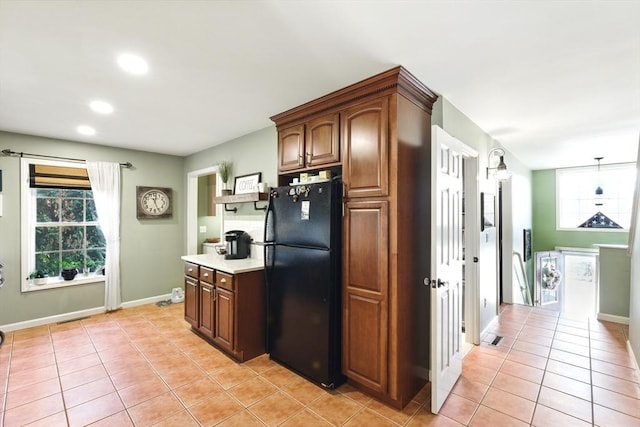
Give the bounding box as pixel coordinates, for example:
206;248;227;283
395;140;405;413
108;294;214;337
233;172;261;195
523;229;532;261
481;192;495;231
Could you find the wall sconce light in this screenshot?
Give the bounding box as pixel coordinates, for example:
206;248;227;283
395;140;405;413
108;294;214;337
486;148;511;180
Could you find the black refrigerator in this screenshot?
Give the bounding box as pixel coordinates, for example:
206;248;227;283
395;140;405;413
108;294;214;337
264;179;344;388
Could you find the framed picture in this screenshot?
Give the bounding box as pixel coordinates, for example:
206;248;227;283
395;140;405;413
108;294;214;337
523;229;532;261
233;172;261;195
481;192;495;231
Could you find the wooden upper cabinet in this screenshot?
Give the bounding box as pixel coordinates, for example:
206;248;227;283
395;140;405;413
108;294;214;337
342;97;389;198
277;113;340;173
305;113;340;168
278;124;305;172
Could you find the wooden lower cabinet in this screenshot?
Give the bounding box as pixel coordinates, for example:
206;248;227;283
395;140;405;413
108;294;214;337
183;263;265;362
198;283;214;339
213;287;234;352
184;276;198;328
184;262;199;328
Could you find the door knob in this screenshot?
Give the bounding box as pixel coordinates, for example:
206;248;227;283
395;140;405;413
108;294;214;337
437;279;447;288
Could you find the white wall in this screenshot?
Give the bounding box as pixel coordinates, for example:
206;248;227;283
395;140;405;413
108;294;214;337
630;215;639;367
501;157;534;305
629;149;640;368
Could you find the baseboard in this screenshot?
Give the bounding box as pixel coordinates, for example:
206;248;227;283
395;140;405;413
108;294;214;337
121;293;172;309
596;312;630;325
0;293;173;332
480;315;500;339
627;341;640;372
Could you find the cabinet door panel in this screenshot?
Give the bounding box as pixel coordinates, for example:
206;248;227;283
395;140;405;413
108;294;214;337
278;124;305;172
345;293;387;392
184;276;198;328
199;283;214;339
214;287;235;352
306;113;340;167
342;98;389;198
343;200;388;393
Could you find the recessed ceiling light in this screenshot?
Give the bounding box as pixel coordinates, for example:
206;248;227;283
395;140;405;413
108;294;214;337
117;53;148;75
89;100;114;114
76;125;96;136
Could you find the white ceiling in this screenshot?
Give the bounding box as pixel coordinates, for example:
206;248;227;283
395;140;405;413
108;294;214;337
1;1;638;170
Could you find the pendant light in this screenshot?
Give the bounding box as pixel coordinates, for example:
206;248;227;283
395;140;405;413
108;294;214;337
594;157;603;206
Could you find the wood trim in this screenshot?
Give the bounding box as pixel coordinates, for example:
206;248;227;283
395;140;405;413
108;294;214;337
270;66;437;127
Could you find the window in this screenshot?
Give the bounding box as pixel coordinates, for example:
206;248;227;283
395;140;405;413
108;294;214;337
556;163;636;231
21;159;105;291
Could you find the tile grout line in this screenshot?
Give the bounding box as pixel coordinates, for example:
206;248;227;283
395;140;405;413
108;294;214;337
473;306;528;425
49;323;73;427
0;330;13;427
523;307;556;427
588;317;595;427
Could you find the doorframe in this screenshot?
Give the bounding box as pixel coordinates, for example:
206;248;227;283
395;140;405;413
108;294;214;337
464;156;481;345
186;165;222;255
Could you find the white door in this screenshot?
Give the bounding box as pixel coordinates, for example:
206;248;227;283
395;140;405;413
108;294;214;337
430;127;465;413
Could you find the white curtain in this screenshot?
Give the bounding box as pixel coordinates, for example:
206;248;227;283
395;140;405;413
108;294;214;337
86;161;121;311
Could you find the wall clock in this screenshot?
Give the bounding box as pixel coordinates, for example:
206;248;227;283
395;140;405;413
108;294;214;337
136;186;173;219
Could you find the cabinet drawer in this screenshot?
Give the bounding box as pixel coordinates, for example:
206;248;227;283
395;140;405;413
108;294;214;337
199;267;215;284
184;262;199;279
216;271;234;291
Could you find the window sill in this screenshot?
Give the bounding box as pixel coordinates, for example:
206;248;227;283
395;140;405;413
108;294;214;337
22;274;105;292
556;227;628;233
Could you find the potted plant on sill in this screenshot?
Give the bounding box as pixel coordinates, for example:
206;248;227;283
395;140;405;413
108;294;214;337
27;269;48;285
83;259;96;276
219;160;232;195
60;260;79;281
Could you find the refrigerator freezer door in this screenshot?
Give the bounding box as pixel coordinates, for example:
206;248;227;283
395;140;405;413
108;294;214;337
267;244;340;386
267;181;337;249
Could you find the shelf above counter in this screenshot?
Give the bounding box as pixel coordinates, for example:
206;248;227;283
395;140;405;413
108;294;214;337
213;192;268;212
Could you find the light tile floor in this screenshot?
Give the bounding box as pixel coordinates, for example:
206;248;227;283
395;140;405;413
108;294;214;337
0;302;639;426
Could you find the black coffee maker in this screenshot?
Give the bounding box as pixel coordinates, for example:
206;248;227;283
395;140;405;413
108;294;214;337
224;230;251;259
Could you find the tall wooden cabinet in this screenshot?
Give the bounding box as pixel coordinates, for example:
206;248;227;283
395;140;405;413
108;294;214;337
271;67;437;408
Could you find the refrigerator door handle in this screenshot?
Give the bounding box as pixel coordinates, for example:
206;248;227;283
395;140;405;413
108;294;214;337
263;190;275;244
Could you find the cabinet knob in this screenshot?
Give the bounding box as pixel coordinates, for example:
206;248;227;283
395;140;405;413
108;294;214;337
203;273;209;277
220;278;226;283
306;152;312;165
188;268;193;272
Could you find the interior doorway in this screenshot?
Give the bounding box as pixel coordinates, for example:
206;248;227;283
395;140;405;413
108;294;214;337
187;166;223;255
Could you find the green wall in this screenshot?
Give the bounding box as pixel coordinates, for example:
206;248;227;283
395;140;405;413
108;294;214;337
532;169;628;252
184;126;278;216
0;131;185;326
598;246;631;317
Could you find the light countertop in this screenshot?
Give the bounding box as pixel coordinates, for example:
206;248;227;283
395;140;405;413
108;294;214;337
181;253;264;274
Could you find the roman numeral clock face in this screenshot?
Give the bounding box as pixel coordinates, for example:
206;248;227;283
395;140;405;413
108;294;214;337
136;186;172;219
